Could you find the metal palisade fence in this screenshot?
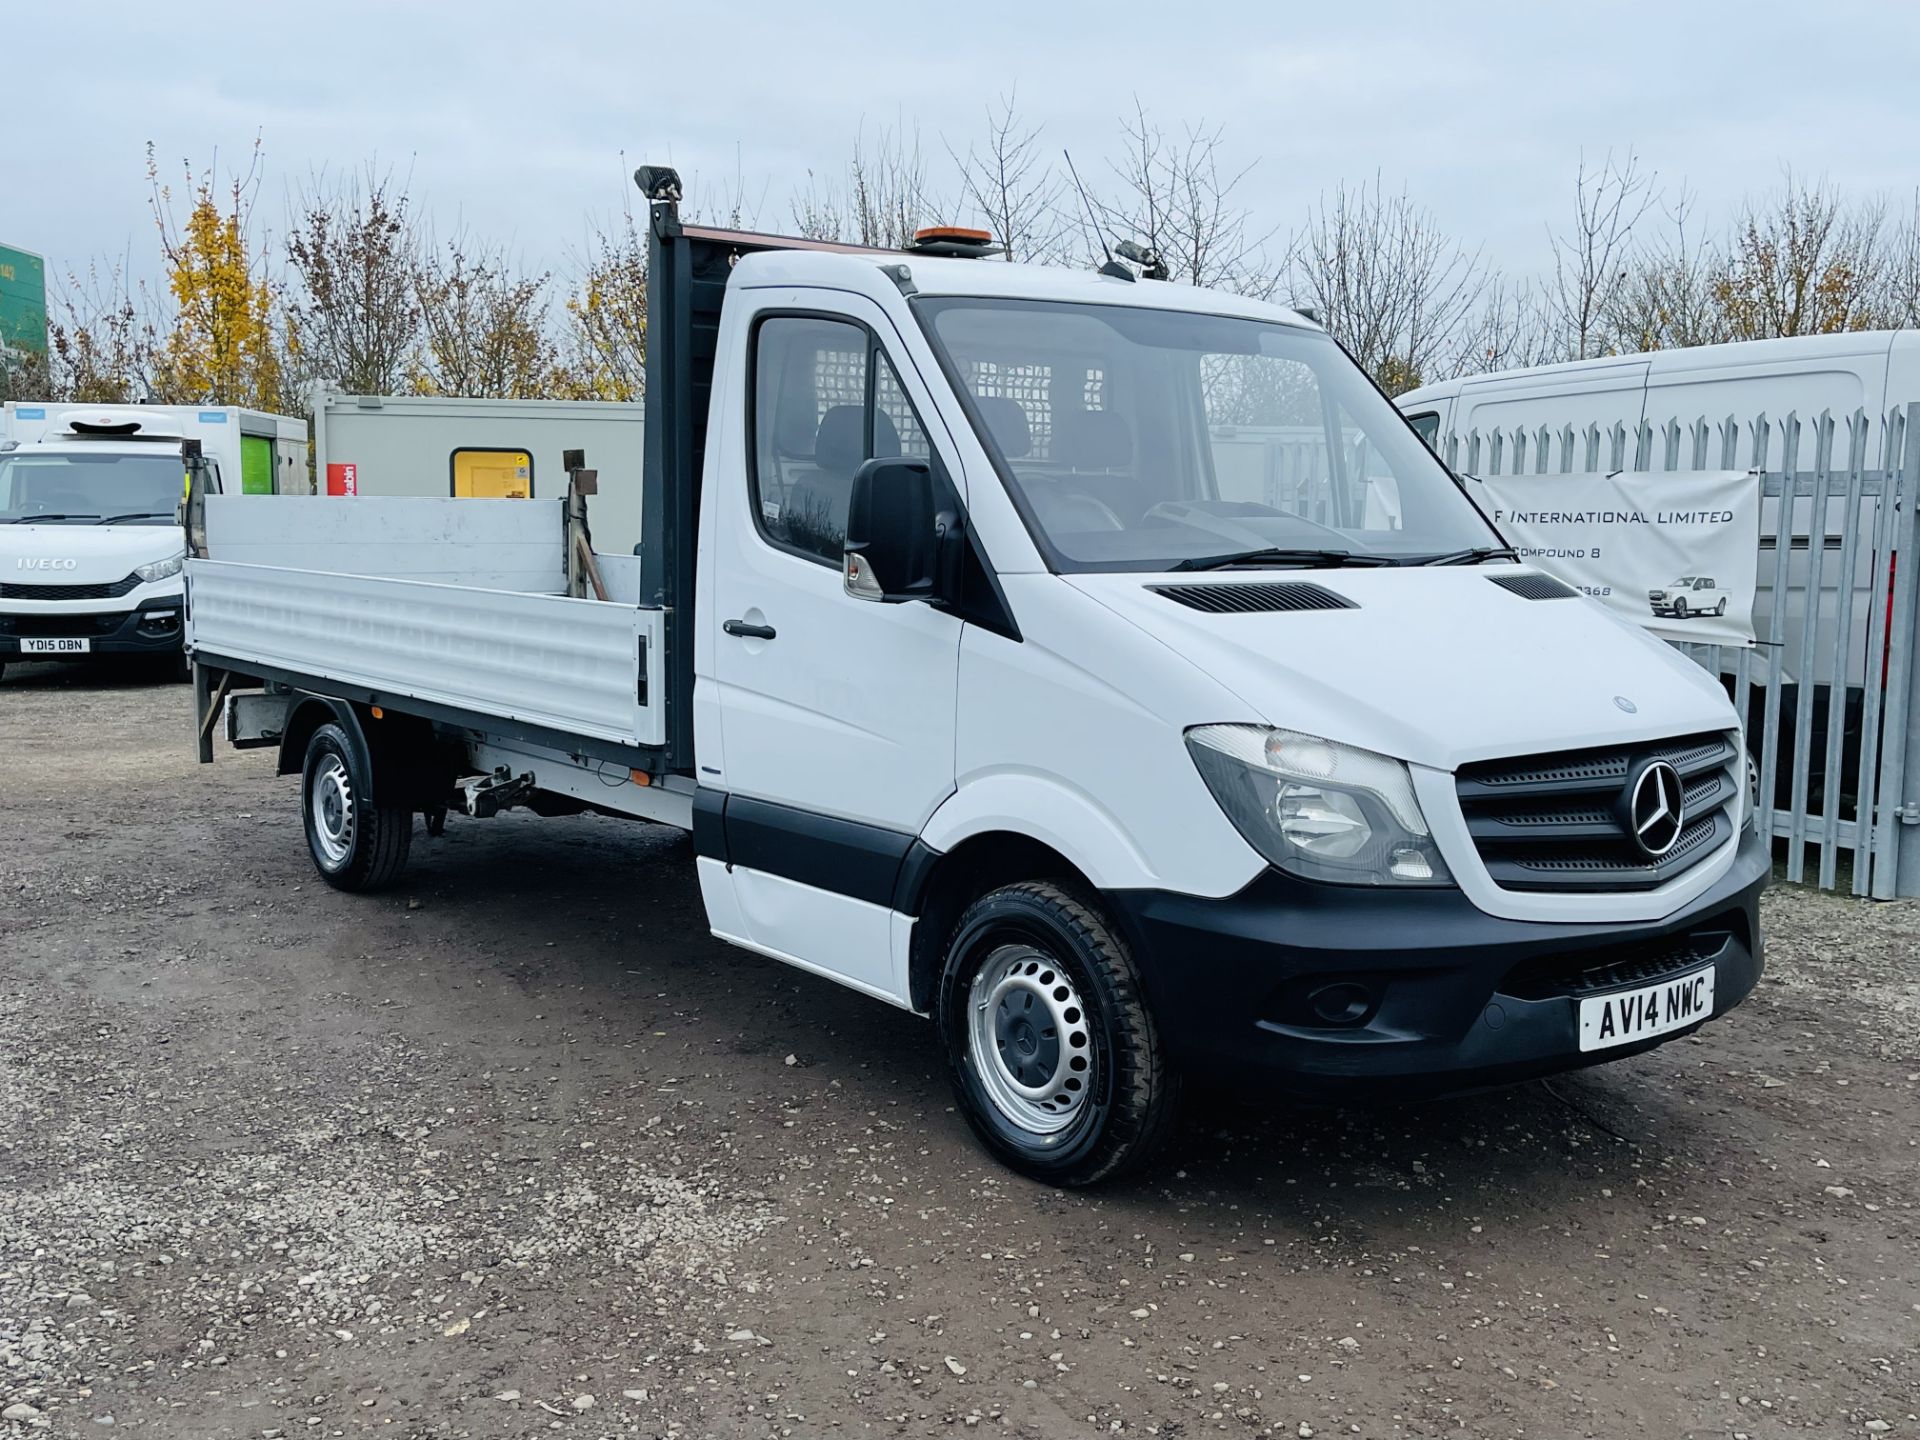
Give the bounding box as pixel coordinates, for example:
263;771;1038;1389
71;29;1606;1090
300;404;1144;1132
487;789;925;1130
1436;404;1920;899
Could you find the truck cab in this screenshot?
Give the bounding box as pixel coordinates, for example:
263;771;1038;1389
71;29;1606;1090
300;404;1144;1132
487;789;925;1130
1;411;200;678
187;173;1769;1185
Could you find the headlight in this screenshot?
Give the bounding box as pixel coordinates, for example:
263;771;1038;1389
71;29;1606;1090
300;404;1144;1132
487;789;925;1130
1185;724;1452;886
136;552;186;583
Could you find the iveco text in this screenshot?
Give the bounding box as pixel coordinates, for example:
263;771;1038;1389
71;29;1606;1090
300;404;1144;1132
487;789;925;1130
186;165;1767;1185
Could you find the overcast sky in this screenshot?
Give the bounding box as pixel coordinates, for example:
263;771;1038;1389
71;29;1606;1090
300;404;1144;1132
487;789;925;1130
5;0;1917;291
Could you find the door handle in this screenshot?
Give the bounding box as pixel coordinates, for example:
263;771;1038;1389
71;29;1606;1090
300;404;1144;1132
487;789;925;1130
723;619;777;640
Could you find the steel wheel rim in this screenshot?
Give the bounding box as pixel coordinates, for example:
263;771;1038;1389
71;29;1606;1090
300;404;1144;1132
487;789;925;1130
310;753;355;867
967;944;1094;1136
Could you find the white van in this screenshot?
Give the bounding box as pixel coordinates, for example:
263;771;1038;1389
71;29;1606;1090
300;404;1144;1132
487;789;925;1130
1396;333;1918;689
1396;332;1920;460
187;173;1768;1186
1;404;305;679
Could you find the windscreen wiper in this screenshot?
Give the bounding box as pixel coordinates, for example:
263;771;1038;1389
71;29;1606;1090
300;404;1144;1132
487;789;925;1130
1;513;99;524
96;511;176;524
1409;545;1520;566
1170;546;1397;572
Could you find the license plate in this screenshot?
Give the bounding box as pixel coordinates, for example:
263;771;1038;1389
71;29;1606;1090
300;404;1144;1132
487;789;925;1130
1579;966;1715;1052
20;637;91;655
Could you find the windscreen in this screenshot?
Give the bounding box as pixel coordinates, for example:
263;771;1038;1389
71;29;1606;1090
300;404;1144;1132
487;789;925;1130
0;452;184;525
918;297;1497;571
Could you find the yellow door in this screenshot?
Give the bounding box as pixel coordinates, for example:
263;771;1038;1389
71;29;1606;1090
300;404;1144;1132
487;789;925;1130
451;449;533;499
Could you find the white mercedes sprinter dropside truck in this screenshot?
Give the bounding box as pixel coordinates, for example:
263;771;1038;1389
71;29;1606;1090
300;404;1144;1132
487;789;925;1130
186;166;1767;1184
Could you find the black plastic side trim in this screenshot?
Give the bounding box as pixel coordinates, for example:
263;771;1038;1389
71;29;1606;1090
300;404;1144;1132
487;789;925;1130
891;838;942;916
723;795;916;907
693;786;728;862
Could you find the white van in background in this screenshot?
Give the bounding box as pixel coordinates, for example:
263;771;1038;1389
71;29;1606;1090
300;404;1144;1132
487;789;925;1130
1396;332;1919;690
3;402;308;495
1396;331;1920;461
0;404;306;680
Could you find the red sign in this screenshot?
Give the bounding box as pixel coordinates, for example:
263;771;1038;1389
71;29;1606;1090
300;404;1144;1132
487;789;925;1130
325;462;358;497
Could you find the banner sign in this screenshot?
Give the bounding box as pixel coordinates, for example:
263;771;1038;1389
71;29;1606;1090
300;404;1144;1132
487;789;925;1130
325;462;358;497
1471;469;1762;645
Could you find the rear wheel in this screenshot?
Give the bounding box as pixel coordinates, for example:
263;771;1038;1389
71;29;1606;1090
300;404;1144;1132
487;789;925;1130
1716;597;1728;616
301;721;412;891
936;881;1180;1186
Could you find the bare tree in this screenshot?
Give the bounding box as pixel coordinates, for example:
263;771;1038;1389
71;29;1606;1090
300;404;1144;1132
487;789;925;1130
1885;189;1920;328
1287;174;1489;393
1712;171;1888;338
412;237;559;398
789;167;848;243
43;260;160;404
686;145;766;231
284;167;422;394
1547;150;1657;360
949;89;1066;262
1601;186;1728;353
1458;274;1558;376
791;123;938;248
1094;103;1274;295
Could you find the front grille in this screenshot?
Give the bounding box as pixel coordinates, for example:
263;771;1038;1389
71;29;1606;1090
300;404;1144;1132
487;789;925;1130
0;573;141;601
1502;923;1739;1001
1456;731;1741;892
1149;582;1357;614
0;611;132;638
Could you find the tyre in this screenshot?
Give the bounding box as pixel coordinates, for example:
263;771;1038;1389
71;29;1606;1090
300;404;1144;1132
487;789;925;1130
936;880;1180;1186
1716;597;1728;616
1674;597;1689;618
301;721;412;891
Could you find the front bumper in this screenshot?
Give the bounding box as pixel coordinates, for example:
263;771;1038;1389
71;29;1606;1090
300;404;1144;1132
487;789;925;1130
0;597;186;658
1106;827;1769;1099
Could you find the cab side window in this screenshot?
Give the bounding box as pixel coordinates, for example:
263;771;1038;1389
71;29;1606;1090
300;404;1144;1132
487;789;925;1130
750;315;930;565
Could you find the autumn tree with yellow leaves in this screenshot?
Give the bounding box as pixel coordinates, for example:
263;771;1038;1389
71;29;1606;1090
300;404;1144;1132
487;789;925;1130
147;143;288;412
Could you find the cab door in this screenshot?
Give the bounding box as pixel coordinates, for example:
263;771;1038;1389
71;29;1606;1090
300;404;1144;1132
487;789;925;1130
704;293;963;1002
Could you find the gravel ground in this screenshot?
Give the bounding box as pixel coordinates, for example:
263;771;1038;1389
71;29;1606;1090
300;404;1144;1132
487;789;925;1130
2;659;1916;1440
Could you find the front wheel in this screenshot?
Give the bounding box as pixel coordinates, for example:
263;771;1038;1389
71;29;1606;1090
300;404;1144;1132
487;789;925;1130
1674;597;1689;618
301;721;412;891
936;881;1180;1186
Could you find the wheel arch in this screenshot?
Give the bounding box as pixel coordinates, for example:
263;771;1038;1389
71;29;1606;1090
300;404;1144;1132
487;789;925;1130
277;695;444;806
278;695;368;789
901;830;1095;1014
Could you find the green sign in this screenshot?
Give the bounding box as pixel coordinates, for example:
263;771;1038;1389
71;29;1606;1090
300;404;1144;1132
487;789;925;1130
0;243;48;357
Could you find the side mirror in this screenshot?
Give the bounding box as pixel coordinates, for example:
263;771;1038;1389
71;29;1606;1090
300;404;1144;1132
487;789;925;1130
844;458;940;602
